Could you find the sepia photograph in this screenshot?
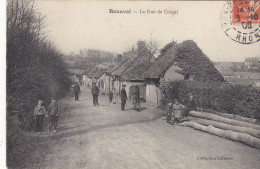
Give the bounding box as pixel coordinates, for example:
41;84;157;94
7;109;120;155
2;0;260;168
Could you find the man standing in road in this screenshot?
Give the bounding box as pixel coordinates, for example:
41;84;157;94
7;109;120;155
92;82;99;106
47;97;59;132
132;86;139;111
74;82;80;101
120;85;127;111
183;93;196;118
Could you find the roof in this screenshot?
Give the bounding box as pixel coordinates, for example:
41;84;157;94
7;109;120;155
106;58;129;74
96;62;110;69
136;46;155;63
245;57;260;62
219;70;235;76
142;44;178;79
114;46;154;80
87;68;99;78
228;78;256;86
68;69;85;75
111;58;134;76
106;42;154;79
93;68;107;79
71;74;82;80
72;74;79;78
143;40;224;82
214;62;233;70
234;72;260;80
82;68;94;75
123;50;138;59
214;62;235;76
122;62;151;81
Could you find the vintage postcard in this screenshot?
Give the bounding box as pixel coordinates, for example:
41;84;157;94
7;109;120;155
3;0;260;168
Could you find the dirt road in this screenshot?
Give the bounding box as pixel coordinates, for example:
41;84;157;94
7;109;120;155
29;87;260;169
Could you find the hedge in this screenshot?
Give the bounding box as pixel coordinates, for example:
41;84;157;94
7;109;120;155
160;80;260;119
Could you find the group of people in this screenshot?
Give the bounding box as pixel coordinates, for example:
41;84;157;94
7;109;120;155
34;83;196;132
166;93;196;125
113;85;141;111
108;88;118;104
73;82;100;106
74;82;140;112
33;97;59;132
108;84;128;111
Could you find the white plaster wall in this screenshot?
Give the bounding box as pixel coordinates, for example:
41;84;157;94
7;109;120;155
146;84;160;105
123;81;143;97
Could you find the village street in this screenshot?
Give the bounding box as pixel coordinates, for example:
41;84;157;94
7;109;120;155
30;87;260;169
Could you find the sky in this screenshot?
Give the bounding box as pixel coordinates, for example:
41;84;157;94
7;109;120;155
36;1;260;62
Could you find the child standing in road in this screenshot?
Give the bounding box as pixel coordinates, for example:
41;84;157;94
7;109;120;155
33;99;47;132
172;99;185;124
166;103;173;124
109;90;113;104
112;88;117;104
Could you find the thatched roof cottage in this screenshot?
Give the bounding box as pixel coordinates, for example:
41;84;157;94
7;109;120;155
143;40;224;105
105;41;155;98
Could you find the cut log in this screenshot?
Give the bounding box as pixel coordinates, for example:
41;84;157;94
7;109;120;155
189;111;260;131
216;112;257;124
200;108;257;123
188;117;260;139
180;121;260;149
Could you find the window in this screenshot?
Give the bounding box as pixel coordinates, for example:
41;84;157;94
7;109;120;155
184;74;190;80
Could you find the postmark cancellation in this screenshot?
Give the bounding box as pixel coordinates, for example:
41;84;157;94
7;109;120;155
221;0;260;44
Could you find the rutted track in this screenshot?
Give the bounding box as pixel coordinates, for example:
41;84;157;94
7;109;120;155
26;88;260;169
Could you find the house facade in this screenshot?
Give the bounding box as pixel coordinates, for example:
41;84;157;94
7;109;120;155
143;40;224;105
103;41;155;100
82;74;88;86
120;41;155;100
104;55;128;92
245;57;260;69
71;74;80;83
227;72;260;89
93;68;107;91
214;62;235;81
86;68;99;87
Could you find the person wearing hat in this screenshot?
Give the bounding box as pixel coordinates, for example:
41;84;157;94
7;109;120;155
120;84;127;111
47;97;59;132
183;93;196;118
112;88;118;104
132;86;140;111
33;99;47;132
91;82;99;106
74;82;80;101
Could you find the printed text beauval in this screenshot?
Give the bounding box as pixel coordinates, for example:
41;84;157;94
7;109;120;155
109;9;178;15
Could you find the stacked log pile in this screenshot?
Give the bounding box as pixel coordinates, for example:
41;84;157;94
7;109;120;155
199;108;257;124
180;111;260;149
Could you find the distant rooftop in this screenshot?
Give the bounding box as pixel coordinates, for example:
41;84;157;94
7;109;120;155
245;57;260;62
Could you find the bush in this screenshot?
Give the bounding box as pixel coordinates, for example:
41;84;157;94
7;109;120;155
160;80;260;119
7;0;71;129
7;0;72;166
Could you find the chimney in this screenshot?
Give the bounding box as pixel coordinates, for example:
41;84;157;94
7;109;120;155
117;54;122;62
137;41;146;54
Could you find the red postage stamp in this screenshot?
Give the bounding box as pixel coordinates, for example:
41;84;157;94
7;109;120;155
221;0;260;44
232;0;260;24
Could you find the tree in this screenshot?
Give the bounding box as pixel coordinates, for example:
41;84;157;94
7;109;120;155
7;0;72;166
145;37;161;56
7;0;71;133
